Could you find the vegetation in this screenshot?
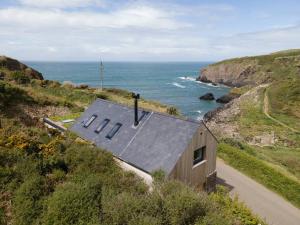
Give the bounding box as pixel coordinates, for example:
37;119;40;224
0;116;266;225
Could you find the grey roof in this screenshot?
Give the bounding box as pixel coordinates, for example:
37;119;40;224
70;99;201;175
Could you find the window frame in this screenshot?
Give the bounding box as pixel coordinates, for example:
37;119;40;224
193;146;206;166
95;119;110;133
83;115;97;128
106;123;122;139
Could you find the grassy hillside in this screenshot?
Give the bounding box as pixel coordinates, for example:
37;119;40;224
205;50;300;207
0;61;266;224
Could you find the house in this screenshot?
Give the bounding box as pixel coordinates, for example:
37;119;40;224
70;94;217;191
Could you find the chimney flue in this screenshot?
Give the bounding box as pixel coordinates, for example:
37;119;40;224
132;93;140;126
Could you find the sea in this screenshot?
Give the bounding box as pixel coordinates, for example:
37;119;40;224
26;62;230;120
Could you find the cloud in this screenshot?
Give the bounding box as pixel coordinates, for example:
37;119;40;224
0;5;190;30
18;0;106;8
0;1;299;61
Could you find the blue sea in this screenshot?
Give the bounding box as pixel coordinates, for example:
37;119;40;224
26;62;229;120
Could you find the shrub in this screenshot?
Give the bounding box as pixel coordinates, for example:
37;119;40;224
41;176;102;225
96;93;109;100
12;176;46;225
161;182;209;225
167;106;179;116
152;169;165;183
10;71;30;84
195;211;232;225
0;208;6;225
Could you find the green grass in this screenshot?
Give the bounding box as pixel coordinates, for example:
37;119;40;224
218;142;300;208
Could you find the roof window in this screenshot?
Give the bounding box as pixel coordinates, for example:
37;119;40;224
106;123;122;139
83;115;97;128
95;119;110;133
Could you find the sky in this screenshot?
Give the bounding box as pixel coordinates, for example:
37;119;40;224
0;0;300;61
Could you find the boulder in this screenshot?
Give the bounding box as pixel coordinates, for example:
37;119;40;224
199;93;215;101
216;93;240;104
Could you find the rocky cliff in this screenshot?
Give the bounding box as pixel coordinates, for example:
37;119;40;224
201;49;300;146
0;55;43;80
198;60;258;87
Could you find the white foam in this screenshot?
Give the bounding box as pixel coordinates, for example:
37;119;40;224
171;82;186;88
178;76;196;82
196;80;220;88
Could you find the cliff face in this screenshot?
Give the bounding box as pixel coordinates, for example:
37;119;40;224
0;55;43;80
201;49;300;146
199;60;258;87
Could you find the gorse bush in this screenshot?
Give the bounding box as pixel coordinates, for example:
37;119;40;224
42;176;102;225
12;176;46;225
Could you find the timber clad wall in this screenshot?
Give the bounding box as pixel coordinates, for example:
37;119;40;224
169;123;217;190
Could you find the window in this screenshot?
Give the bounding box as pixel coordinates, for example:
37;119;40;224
193;146;206;165
95;119;110;133
106;123;122;139
83;115;97;128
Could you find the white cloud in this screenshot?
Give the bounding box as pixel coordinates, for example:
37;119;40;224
19;0;106;8
0;5;189;30
0;1;299;61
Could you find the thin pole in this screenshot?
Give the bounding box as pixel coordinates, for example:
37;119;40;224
100;59;104;91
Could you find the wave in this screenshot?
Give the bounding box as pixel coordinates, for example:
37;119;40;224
194;110;203;121
195;80;220;88
179;76;221;88
171;82;186;88
178;76;196;82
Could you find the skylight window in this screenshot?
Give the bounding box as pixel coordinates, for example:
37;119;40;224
95;119;110;133
106;123;122;139
83;115;97;128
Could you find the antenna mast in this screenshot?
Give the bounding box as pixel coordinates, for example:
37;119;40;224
100;59;104;91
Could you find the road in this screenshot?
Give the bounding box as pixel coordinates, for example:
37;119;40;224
217;159;300;225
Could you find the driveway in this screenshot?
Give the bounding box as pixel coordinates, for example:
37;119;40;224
217;159;300;225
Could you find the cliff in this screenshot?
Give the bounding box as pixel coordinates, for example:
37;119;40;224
198;49;300;87
0;55;43;80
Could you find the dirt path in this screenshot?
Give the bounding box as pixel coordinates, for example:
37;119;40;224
263;89;299;133
217;159;300;225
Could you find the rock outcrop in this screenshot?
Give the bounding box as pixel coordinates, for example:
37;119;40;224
0;56;43;80
216;93;241;104
197;59;258;87
199;93;215;100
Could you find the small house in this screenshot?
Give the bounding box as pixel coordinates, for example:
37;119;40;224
71;94;217;191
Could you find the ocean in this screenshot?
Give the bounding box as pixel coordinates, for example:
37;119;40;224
26;62;229;120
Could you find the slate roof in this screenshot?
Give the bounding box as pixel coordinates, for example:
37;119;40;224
71;98;201;175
